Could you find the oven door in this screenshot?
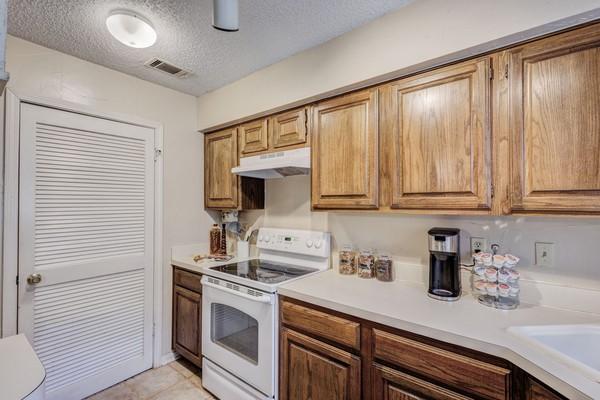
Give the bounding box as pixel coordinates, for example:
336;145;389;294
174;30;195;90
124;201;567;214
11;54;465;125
201;276;276;397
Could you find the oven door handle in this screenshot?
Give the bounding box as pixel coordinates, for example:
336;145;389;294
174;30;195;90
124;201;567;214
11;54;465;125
202;278;274;304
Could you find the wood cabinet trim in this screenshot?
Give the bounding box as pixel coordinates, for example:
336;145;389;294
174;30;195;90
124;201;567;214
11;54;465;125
311;88;379;209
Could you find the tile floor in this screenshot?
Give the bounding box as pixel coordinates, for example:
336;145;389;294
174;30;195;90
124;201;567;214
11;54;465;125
86;359;215;400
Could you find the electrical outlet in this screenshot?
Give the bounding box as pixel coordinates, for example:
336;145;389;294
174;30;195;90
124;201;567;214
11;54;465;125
470;237;488;255
535;242;555;267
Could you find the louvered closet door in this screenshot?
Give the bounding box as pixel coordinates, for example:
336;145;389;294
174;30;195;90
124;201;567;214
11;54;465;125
18;103;155;400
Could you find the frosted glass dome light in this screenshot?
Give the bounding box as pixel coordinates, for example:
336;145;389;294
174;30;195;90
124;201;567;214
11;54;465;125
106;11;157;48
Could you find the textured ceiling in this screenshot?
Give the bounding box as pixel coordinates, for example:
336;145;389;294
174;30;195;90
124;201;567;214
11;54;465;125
8;0;413;96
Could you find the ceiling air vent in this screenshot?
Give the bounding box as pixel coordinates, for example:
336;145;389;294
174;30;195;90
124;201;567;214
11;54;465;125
144;58;191;78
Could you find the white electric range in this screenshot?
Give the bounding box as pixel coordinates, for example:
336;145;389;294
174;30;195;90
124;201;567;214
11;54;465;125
200;227;331;400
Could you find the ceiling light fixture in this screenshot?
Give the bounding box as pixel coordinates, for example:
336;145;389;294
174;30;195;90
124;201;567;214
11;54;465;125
212;0;239;32
106;11;157;48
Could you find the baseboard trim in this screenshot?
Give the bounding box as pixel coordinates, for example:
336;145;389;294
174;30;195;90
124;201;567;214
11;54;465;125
159;351;180;367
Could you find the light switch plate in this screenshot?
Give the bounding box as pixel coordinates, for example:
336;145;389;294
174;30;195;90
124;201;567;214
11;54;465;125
535;242;555;267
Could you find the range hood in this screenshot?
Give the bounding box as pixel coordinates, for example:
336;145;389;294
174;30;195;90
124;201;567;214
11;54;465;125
232;147;310;179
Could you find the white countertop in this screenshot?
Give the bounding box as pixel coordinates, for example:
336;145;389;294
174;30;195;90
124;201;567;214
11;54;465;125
0;334;46;400
278;270;600;400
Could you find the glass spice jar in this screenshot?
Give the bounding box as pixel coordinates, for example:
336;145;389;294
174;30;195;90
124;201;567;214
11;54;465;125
375;253;393;282
338;245;357;275
209;224;221;255
357;249;375;279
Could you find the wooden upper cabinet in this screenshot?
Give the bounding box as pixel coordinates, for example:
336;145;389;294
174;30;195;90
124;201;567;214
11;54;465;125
311;88;379;209
240;119;269;155
280;328;361;400
271;107;308;149
204;128;238;209
384;57;492;211
509;25;600;213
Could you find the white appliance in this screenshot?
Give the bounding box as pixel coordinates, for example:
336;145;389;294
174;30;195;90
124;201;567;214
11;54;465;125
201;228;331;400
231;147;310;179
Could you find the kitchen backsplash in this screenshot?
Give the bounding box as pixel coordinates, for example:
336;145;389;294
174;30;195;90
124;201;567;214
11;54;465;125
241;175;600;291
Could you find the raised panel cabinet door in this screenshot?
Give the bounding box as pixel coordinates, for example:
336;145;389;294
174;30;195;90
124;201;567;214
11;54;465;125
387;57;491;210
312;89;379;209
373;363;474;400
240;119;269;155
509;25;600;213
280;328;361;400
172;285;202;367
204;128;238;209
271;107;308;149
527;378;565;400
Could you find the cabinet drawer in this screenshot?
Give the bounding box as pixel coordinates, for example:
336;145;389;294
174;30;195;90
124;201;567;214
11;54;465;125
373;363;473;400
281;300;360;350
373;329;510;400
173;267;202;293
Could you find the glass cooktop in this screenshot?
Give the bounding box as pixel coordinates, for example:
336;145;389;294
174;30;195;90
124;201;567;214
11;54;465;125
210;259;319;284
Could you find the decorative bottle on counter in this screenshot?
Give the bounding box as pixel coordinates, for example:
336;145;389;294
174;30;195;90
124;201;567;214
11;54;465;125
220;223;227;255
209;224;221;255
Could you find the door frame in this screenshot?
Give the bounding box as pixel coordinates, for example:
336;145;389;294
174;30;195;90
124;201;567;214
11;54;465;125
1;89;165;368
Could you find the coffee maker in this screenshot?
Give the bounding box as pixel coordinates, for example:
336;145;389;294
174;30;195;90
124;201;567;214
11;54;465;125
427;228;461;301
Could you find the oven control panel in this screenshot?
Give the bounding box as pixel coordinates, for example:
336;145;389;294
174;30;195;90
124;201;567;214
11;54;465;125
257;228;330;258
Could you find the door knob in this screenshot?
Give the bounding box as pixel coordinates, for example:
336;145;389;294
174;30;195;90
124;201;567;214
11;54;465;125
27;273;42;285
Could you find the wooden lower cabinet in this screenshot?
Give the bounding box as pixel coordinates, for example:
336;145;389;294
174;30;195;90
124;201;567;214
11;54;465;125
172;267;203;367
280;297;571;400
373;363;473;400
280;327;361;400
527;378;565;400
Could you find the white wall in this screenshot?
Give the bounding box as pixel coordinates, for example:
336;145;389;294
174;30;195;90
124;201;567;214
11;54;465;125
200;0;600;290
197;0;600;130
242;176;600;290
2;35;213;357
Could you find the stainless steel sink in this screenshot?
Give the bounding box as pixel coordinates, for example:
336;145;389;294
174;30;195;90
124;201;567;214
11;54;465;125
508;324;600;382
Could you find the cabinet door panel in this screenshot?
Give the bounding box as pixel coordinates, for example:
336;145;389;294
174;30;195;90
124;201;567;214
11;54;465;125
173;285;202;366
280;328;360;400
388;58;491;210
312;89;379;209
373;363;473;400
510;25;600;212
240;119;269;155
527;378;565;400
272;108;308;149
204;128;238;209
